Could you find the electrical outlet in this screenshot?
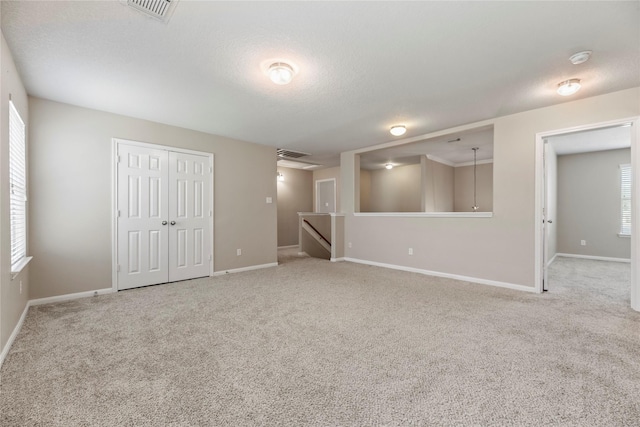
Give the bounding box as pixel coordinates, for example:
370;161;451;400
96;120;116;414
348;242;352;248
408;248;413;255
581;240;586;246
237;248;242;256
266;197;273;204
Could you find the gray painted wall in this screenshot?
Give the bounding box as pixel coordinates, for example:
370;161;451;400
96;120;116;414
341;88;639;288
1;33;30;355
367;164;422;212
422;157;454;212
361;160;492;213
453;163;493;212
28;97;278;300
277;166;312;247
557;148;631;259
359;170;371;212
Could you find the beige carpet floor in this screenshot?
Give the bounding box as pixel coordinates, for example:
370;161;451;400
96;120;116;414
1;252;639;426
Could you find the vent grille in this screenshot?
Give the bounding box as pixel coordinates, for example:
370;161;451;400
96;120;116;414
277;159;323;170
128;0;175;21
277;148;310;159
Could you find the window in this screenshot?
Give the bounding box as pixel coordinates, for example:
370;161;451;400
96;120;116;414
620;163;631;236
9;100;27;271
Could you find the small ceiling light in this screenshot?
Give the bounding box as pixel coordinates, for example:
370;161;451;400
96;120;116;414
385;163;393;170
277;172;285;181
269;62;295;85
569;50;592;65
390;125;406;136
557;79;581;96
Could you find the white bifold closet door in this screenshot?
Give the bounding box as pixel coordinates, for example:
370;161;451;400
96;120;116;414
117;144;212;290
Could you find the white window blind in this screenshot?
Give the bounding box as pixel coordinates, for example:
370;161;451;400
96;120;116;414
9;100;27;269
620;163;631;236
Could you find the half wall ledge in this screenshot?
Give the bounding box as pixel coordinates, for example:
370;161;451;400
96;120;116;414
353;212;492;218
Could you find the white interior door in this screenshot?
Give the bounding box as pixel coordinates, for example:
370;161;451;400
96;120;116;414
116;143;212;290
117;144;169;290
168;151;211;282
316;179;336;213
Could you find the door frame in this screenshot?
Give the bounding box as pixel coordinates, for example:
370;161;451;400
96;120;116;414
315;178;336;213
534;116;640;311
111;138;214;291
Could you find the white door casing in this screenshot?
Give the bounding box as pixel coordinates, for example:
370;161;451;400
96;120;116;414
316;178;336;213
114;140;213;290
535;117;640;312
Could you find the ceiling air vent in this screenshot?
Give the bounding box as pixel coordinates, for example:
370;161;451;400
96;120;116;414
276;148;322;169
127;0;177;22
276;148;310;159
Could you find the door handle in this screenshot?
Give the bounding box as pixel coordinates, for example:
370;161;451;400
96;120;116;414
170;221;176;226
547;220;553;224
162;221;168;225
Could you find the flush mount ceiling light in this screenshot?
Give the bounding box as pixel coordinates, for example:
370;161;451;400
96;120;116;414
268;62;295;85
390;125;406;136
385;163;394;170
557;79;581;96
569;50;592;65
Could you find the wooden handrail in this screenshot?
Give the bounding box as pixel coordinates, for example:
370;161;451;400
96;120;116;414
303;219;331;247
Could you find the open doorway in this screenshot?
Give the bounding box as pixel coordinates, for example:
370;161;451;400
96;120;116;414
535;117;640;311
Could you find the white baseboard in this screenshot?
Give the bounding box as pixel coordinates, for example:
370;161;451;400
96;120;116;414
556;253;631;263
1;264;276;366
1;288;118;366
343;257;536;293
29;288;116;306
330;257;345;262
0;302;30;368
213;262;278;276
277;245;299;249
546;253;558;268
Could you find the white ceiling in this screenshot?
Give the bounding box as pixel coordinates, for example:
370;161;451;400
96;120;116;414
547;125;632;156
2;1;639;168
360;126;493;170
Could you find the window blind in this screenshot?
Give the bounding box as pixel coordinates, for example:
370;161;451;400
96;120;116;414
9;101;27;269
620;163;631;236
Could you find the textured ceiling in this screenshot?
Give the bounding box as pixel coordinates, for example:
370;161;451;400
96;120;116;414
548;125;632;156
360;126;494;170
2;1;639;167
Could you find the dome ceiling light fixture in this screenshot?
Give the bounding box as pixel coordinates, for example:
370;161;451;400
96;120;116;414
268;62;295;85
390;125;406;136
569;50;592;65
385;163;394;170
557;78;582;96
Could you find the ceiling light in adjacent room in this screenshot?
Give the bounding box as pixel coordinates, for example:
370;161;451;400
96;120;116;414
277;172;285;181
390;125;406;136
385;163;394;170
557;79;581;96
569;51;592;65
269;62;295;85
